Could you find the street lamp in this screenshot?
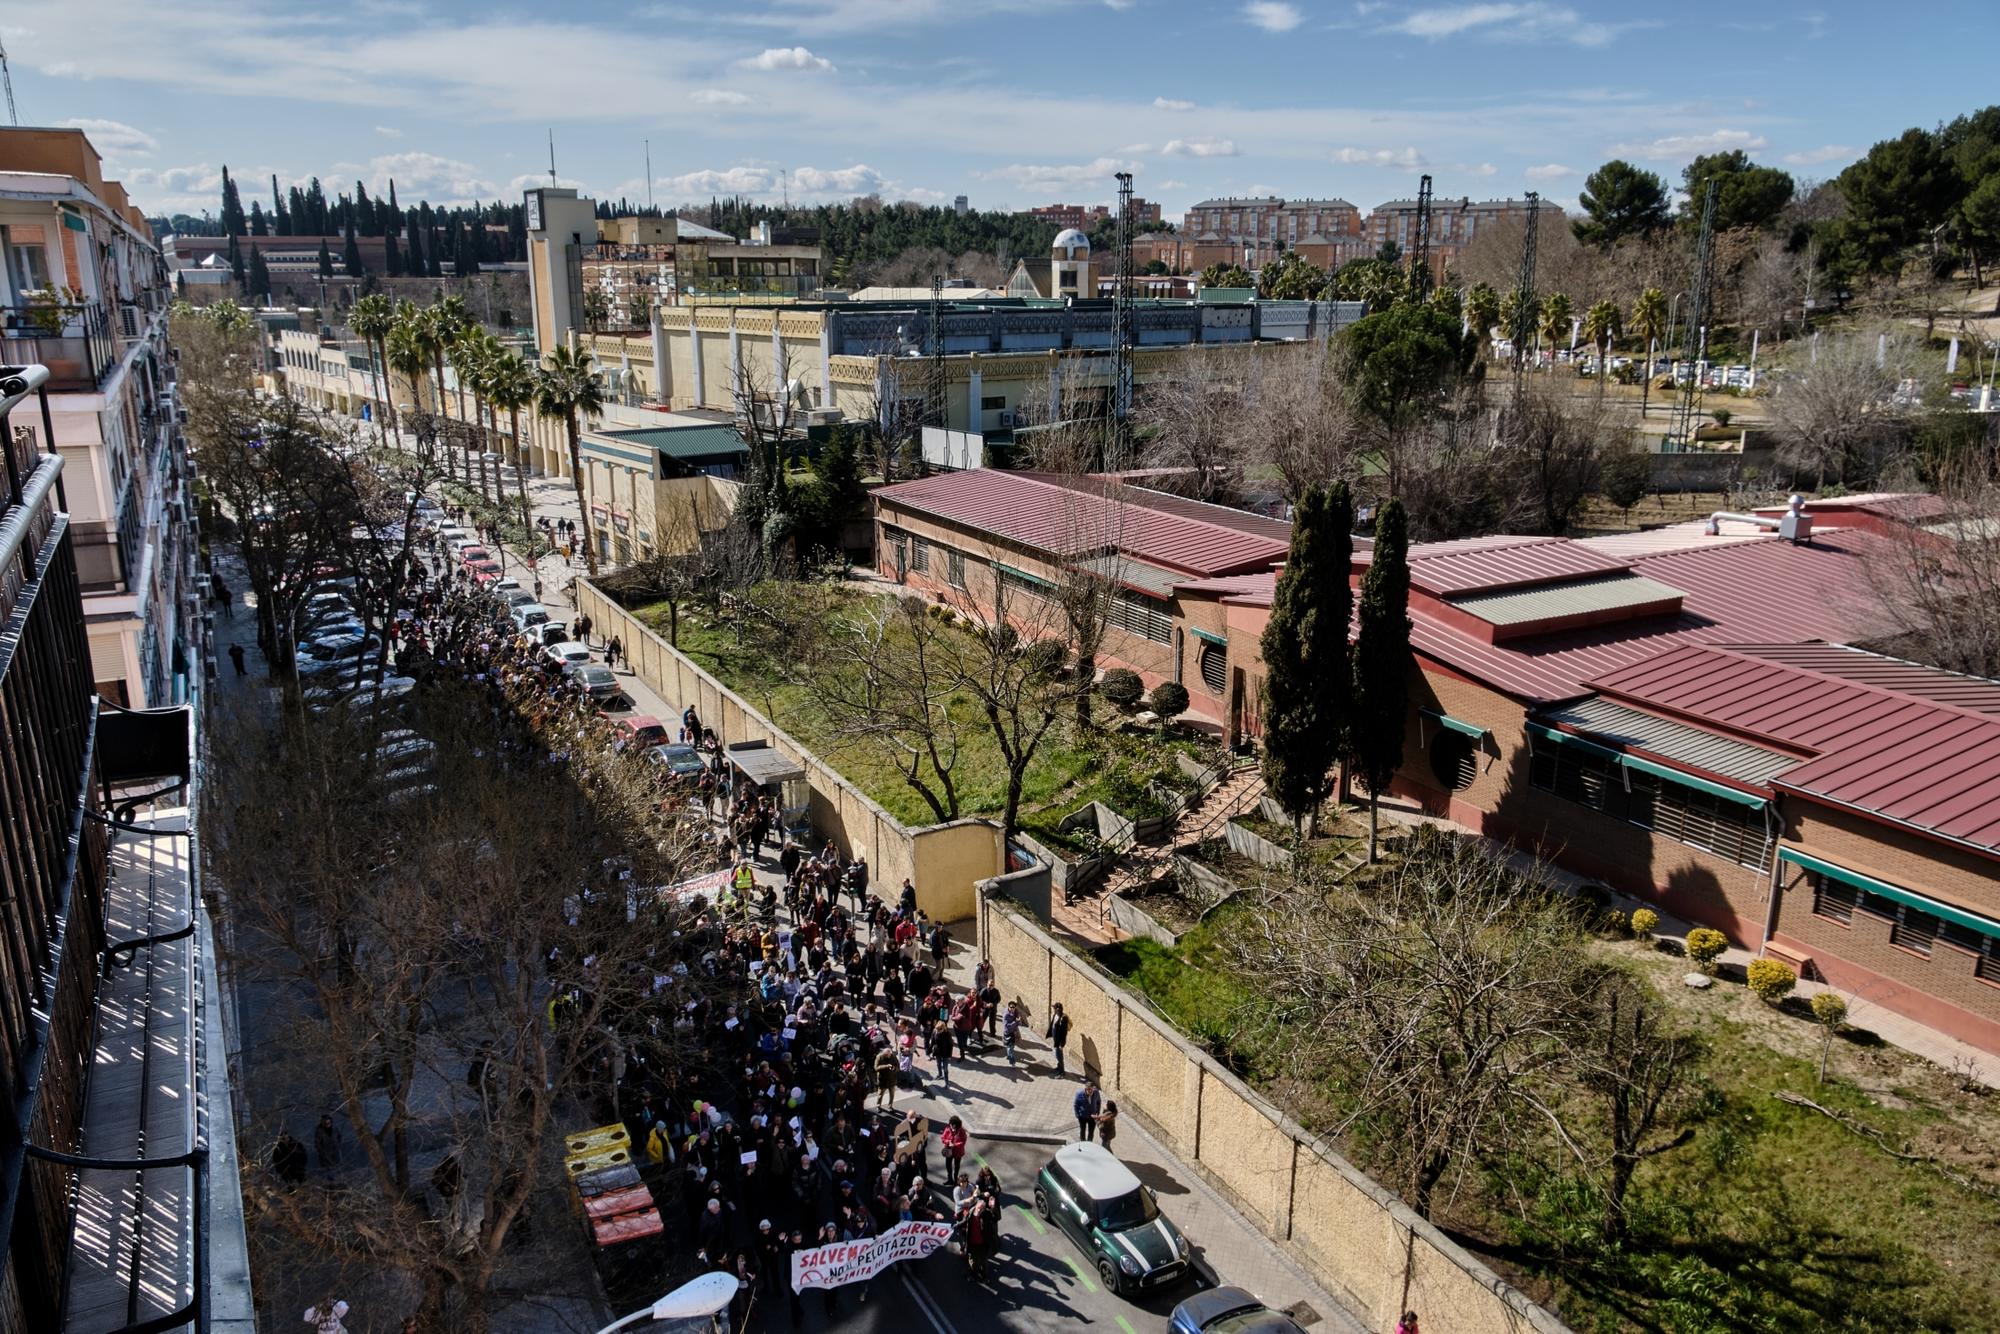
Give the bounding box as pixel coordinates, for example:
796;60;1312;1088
593;1272;738;1334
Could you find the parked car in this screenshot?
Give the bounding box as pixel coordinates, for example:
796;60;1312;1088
646;743;707;781
613;714;669;748
339;676;419;714
492;577;522;596
511;602;552;630
1170;1288;1306;1334
457;544;491;566
1034;1142;1191;1296
302;615;366;641
405;492;441;515
564;662;622;706
369;737;436;767
500;588;539;609
528;621;571;647
545;640;592;668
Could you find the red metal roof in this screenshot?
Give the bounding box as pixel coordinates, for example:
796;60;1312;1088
873;471;1292;576
1401;536;1632;596
1727;643;2000;715
1588;644;2000;854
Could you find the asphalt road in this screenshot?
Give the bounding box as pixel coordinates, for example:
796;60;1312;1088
737;1137;1209;1334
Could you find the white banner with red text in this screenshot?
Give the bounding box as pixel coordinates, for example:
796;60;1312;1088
789;1220;956;1291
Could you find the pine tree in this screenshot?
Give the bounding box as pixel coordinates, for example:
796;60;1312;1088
1349;498;1413;862
248;247;272;302
220;166;247;237
317;238;334;281
342;215;365;277
1257;482;1355;834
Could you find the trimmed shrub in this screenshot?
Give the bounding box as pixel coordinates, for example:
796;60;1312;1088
1601;909;1630;938
1148;681;1190;719
1746;958;1797;1004
1630;907;1659;940
1811;992;1848;1029
1685;927;1727;972
1100;668;1144;710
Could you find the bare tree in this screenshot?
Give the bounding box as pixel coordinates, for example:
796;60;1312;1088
1566;983;1705;1239
1865;459;2000;678
1503;378;1621;535
1766;328;1927;488
1242;342;1364;508
937;583;1080;837
1225;828;1599;1219
1135;346;1245;501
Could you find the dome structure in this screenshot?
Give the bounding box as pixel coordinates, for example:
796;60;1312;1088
1052;228;1091;257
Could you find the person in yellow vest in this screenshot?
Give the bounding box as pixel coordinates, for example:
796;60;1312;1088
729;860;755;916
646;1121;672;1168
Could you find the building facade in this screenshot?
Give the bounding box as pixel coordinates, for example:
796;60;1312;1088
0;127;203;709
1366;196;1538;278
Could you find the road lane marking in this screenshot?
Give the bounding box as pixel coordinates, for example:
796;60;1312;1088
1117;1318;1138;1334
901;1270;960;1334
1014;1203;1046;1234
1061;1255;1100;1293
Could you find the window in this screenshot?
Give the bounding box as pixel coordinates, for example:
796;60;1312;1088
998;567;1050;603
1529;742;1769;868
1889;907;1939;956
946;549;967;590
910;537;930;574
1198;641;1227;694
6;235;51;292
981;395;1006;411
1109;589;1172;644
1811;874;1858;926
1430;731;1475;791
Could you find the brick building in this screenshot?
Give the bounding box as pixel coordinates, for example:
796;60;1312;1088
871;476;2000;1056
1366;196;1538;280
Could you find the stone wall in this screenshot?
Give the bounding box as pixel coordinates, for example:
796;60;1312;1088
576;580;1001;921
980;900;1569;1334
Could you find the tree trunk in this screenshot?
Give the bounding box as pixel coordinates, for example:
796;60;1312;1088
510;407;532;550
566;413;600;575
1074;651;1094;727
1367;790;1379;863
474;397;492;505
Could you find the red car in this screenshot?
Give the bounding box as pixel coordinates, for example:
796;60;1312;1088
613;714;668;748
457;545;491;566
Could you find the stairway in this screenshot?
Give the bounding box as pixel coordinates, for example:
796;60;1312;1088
1090;763;1268;928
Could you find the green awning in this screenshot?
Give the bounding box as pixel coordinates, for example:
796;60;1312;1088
1778;849;2000;940
1527;723;1768;809
994;562;1055;591
1422;708;1489;740
1190;628;1228;647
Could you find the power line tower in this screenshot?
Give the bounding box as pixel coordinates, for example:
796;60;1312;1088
1409;174;1434;303
1110;171;1136;466
0;37;16;126
928;275;947;432
1510;191;1540;412
1669;179;1719;452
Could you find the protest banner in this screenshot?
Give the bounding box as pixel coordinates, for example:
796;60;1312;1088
789;1220;956;1292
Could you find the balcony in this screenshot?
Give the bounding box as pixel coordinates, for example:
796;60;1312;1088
1;302;115;392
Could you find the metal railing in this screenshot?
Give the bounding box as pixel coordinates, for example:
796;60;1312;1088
0;303;115;391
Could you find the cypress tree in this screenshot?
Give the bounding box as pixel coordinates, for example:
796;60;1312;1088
342;216;365;277
1349;498;1413;862
248;247;272;302
1257;481;1354;834
426;227;442;278
355;181;373;234
226;233;246;286
220;166;247;237
317;238;334;281
383;227;402;277
388;179;399;213
271;174;288;235
249;201;268;236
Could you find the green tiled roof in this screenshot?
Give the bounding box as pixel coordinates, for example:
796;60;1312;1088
601;425;749;461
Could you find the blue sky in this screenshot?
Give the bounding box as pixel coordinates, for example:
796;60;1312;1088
7;0;1993;223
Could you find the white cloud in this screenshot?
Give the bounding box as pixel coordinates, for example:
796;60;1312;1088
1162;137;1239;158
977;156;1141;196
690;88;752;106
739;45;834;71
373;124;403;138
1158;179;1188;190
1153;97;1195;112
649;163;889;204
55;117;157;157
1243;1;1303;32
506;171;585;194
1467;161;1497;177
357;151;496;203
1332;146;1428;169
1383;2;1645;47
1525;162;1576;180
1609;129;1768;160
1782;144;1853;166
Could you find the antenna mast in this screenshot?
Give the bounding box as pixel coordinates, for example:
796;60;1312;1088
1110;170;1136;465
547;130;558;188
1669;178;1719;451
1410;173;1434;303
929;275;947;434
1510;191;1540;412
645;139;653;210
0;37;17;126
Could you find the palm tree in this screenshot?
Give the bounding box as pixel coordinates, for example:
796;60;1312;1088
349;293;396;449
1538;292;1573;366
385;321;431;463
1464;283;1500;351
409;306;458;481
1630;287;1668;418
431;293;474;423
535;344;606;576
450;332;493;504
1583;299;1622;397
485;352;540;546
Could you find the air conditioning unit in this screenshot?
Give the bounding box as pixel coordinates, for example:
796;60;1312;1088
997;410;1018;429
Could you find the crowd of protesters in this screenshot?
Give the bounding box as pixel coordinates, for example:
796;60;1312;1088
376;542;1030;1323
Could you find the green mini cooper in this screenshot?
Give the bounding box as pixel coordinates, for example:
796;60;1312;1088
1034;1142;1192;1296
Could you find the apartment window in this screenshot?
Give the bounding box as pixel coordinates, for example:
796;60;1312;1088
1529;743;1768;868
6;235;51;292
981;396;1005;411
1810;874;1859;926
945;549;967;590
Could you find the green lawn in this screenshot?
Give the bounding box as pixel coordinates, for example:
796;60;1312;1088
630;596;1210;828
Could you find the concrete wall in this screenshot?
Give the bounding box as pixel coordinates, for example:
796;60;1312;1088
980;900;1569;1334
574;579;1001;921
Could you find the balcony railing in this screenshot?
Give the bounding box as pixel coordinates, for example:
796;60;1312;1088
0;303;115;392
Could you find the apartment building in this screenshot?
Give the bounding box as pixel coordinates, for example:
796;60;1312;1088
1366;196;1538;278
1026;203;1110;230
0;126;203;708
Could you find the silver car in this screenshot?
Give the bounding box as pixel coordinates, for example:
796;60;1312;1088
564;662;622;706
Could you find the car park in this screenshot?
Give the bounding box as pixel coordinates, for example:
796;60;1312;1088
564;662;622;706
1170;1287;1308;1334
1034;1142;1191;1296
511;602;552;630
545;640;592;668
